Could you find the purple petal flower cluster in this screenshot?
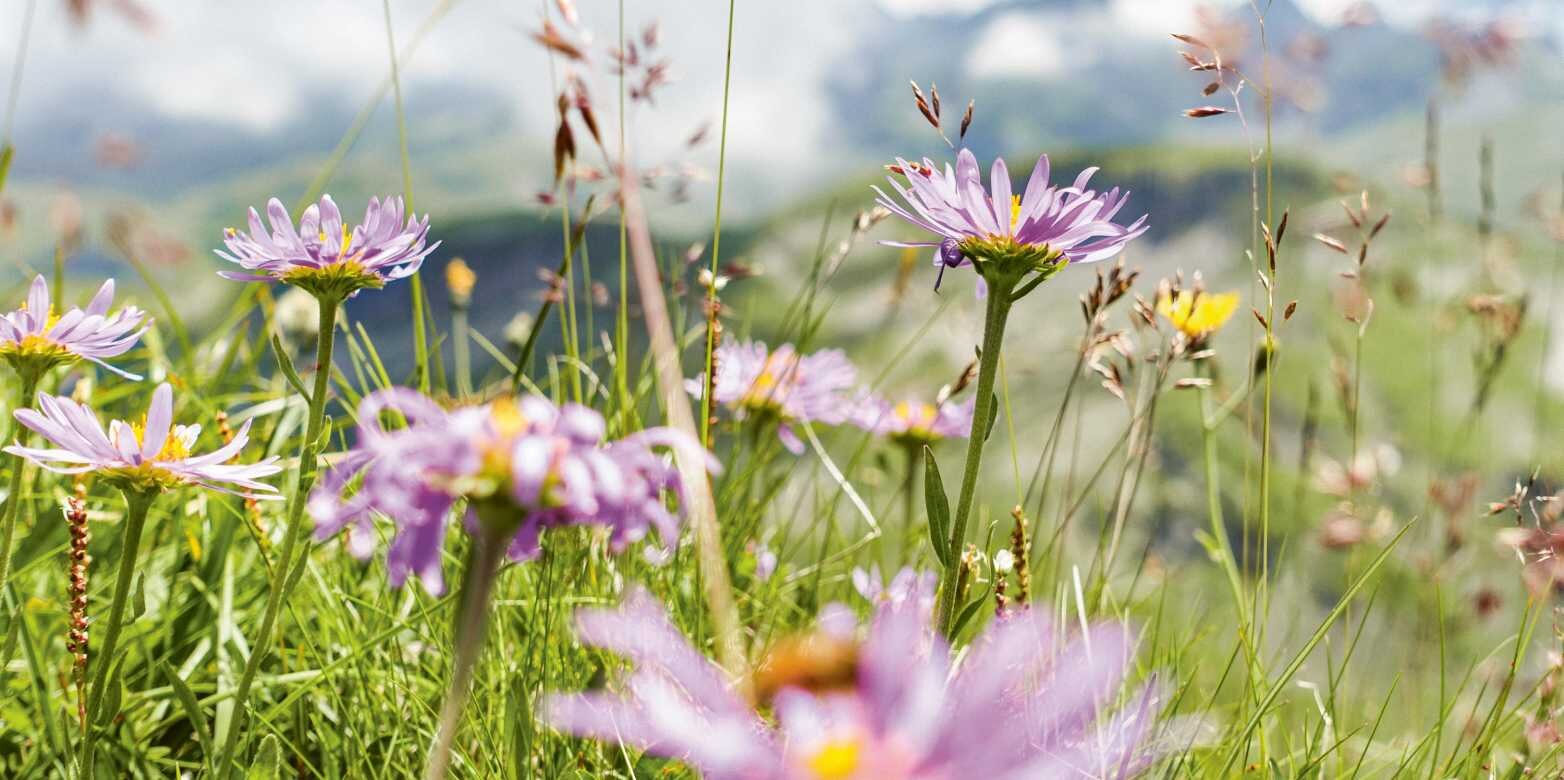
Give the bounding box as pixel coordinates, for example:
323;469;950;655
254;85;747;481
547;573;1170;779
852;395;974;445
4;383;282;497
216;195;438;299
309;388;715;595
0;275;146;379
687;340;859;454
875;149;1148;291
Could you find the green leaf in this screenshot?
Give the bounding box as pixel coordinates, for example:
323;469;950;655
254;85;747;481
983;392;1000;441
0;144;12;196
950;592;989;640
270;333;312;403
162;662;211;760
95;658;124;727
247;734;283;780
922;446;950;567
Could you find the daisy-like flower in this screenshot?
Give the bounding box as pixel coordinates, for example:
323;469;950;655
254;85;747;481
216;194;438;301
547;581;1171;779
1156;289;1239;341
687;340;859;454
853;395;974;446
0;275;146;380
876;149;1148;297
4;383;282;497
309;388;715;595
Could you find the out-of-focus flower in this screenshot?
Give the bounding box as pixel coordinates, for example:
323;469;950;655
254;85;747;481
5;383;281;497
0;276;146;380
851;565;938;615
753;542;778;582
687;340;859;454
503;311;535;350
51;192;85;253
546;583;1171;779
875;149;1147;294
273;287;321;341
853;395;974;446
309;389;715;595
217;195;438;301
1156;289;1239;340
93;132;143;169
445;257;477;309
1313;444;1400;497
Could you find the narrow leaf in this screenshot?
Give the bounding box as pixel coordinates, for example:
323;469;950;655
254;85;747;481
923;446;951;567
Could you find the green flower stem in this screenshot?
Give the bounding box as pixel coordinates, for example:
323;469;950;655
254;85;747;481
452;304;473;398
82;487;157;776
424;525;506;780
217;295;340;776
936;274;1016;638
0;370;43;622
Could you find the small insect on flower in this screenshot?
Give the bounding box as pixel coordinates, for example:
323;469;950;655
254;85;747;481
1156;288;1240;342
216;195;439;302
546;578;1175;779
687;340;860;455
5;383;282;498
875;149;1148;296
0;275;147;380
852;395;975;446
309;389;716;595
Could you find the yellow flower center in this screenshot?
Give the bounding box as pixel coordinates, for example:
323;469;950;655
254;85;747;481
1010;194;1022;229
806;739;862;779
1156;290;1240;339
893;401;939;439
129;417;190;462
741;352;799;412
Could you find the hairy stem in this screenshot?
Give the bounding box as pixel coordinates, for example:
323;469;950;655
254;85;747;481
424;528;505;780
82;488;157;776
217;296;340;775
936;278;1015;637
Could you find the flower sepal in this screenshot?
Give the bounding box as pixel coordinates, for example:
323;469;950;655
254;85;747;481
958;236;1069;302
281;260;384;304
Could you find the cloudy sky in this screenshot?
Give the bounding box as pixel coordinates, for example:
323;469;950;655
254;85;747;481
0;0;1555;216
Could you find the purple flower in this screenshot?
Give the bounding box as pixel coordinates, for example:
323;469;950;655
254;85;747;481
853;396;975;445
687;340;859;454
4;383;282;497
851;565;938;615
875;150;1147;293
216;195;439;300
546;582;1170;779
309;388;716;595
0;275;146;379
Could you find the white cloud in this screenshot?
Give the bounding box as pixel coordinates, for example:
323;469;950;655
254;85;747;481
966;12;1072;79
876;0;1002;18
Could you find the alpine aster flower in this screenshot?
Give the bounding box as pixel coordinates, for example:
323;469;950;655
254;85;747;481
875;149;1148;295
853;396;975;445
0;275;146;379
309;388;715;595
4;383;282;497
687;340;859;454
547;581;1171;779
216;194;438;301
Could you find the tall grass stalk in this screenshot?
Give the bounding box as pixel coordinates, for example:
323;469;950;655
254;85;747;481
0;370;41;619
620;165;747;686
698;0;738;448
